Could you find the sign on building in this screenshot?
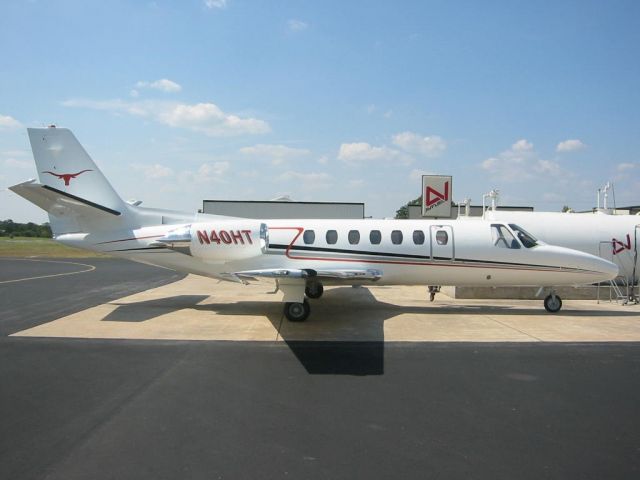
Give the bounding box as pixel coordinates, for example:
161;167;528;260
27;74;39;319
422;175;452;217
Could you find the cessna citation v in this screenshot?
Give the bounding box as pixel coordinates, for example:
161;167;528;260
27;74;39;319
10;127;618;321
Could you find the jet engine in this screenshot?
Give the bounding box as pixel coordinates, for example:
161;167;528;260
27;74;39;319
156;221;268;262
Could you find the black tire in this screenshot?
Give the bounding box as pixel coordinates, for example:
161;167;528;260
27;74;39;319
305;282;324;299
284;299;311;322
544;294;562;313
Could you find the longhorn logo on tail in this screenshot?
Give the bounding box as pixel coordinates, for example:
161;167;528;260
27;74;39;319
42;169;92;186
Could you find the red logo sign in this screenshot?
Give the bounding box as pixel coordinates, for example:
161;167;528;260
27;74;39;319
42;169;92;186
612;234;631;255
425;181;449;210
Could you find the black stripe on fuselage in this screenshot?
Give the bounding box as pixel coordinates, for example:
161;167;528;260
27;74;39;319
106;246;171;253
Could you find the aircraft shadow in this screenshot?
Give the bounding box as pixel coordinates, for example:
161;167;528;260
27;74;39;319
100;287;637;376
103;295;210;322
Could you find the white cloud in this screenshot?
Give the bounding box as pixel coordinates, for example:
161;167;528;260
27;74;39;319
0;114;22;129
337;142;412;165
239;144;310;165
158;103;269;136
288;19;308;32
317;155;329;165
175;162;231;186
556;139;586;152
204;0;227;9
279;171;330;182
278;170;332;189
512;139;533;152
348;179;365;188
62;98;270;136
409;169;435;181
480;139;562;182
1;150;29;158
136;78;182;93
534;159;561;175
198;161;229;179
617;163;636;171
392;132;446;157
131;163;174;179
3;158;31;169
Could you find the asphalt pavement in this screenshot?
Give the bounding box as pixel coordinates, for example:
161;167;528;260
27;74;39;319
1;258;639;480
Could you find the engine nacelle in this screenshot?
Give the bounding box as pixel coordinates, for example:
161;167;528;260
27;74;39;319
157;221;267;262
190;221;267;262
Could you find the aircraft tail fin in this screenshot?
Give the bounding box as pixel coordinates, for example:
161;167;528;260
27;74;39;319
28;127;126;213
10;127;131;235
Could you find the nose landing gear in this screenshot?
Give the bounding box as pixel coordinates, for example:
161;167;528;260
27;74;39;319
543;293;563;313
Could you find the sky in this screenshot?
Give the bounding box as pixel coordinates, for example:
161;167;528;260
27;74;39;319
1;0;639;223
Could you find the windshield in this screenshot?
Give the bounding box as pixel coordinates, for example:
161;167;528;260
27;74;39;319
491;224;520;249
509;224;538;248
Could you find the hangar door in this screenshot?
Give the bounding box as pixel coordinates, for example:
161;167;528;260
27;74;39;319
430;225;454;260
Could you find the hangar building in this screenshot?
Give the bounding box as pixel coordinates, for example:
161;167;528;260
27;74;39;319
202;200;365;219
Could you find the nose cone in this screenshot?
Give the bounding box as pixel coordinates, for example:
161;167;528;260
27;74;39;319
541;245;619;283
590;255;619;280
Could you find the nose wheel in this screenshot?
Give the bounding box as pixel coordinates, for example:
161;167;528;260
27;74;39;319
543;294;562;313
284;299;311;322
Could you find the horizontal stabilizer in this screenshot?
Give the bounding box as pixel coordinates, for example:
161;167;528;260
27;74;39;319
9;180;122;221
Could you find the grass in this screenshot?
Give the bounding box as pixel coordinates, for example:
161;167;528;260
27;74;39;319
0;237;109;258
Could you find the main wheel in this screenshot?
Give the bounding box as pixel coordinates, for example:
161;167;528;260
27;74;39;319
284;299;311;322
305;282;324;299
544;294;562;313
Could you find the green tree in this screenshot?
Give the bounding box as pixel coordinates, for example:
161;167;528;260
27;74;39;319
395;196;422;219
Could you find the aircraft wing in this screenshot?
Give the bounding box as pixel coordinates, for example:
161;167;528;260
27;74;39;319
229;268;383;283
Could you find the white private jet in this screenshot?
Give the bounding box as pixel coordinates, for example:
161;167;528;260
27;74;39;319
10;127;618;321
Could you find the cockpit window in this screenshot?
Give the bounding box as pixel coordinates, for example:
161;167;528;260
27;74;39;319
509;224;538;248
491;224;520;249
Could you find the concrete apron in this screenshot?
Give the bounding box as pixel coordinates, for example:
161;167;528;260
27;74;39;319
11;274;640;343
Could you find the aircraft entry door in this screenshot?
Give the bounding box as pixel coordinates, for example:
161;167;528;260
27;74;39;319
430;225;454;260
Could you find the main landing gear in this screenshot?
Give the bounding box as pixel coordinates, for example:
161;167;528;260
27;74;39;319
283;281;324;322
284;299;311;322
305;282;324;299
428;285;441;302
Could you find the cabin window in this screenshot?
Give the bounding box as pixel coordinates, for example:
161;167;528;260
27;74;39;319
491;224;520;249
413;230;425;245
348;230;360;245
303;230;315;244
435;230;448;245
509;224;538;248
391;230;403;245
370;230;381;245
326;230;338;244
